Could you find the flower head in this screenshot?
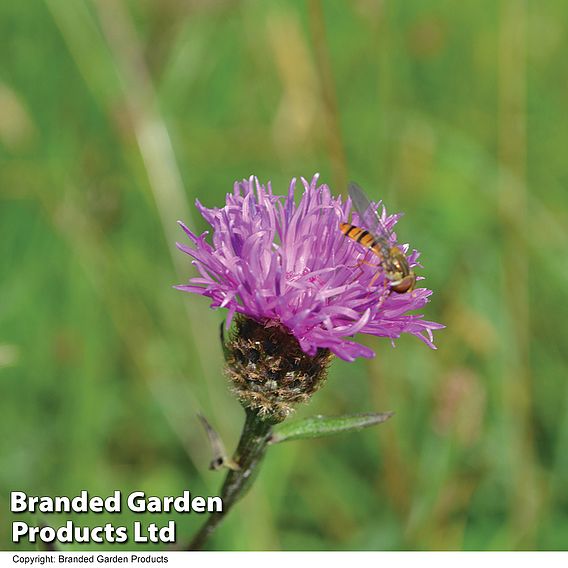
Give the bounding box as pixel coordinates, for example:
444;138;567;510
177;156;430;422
176;174;442;362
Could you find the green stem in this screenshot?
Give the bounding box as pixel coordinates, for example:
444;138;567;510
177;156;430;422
185;409;273;551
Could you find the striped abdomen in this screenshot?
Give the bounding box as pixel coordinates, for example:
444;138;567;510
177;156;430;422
340;223;384;258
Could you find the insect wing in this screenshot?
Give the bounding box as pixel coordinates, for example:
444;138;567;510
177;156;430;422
348;182;393;242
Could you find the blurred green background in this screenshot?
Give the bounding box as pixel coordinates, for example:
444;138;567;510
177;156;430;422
1;0;567;551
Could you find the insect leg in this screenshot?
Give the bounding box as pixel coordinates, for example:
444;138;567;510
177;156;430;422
347;250;382;286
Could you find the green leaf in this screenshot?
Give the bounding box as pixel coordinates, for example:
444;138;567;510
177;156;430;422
268;412;394;444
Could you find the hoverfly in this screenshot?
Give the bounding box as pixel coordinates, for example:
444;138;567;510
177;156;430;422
340;182;416;294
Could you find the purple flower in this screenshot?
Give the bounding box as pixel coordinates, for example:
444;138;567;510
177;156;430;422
176;174;443;362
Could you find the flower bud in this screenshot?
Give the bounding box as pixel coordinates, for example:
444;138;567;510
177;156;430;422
226;317;332;423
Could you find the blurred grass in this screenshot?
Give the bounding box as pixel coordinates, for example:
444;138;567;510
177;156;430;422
1;0;567;551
